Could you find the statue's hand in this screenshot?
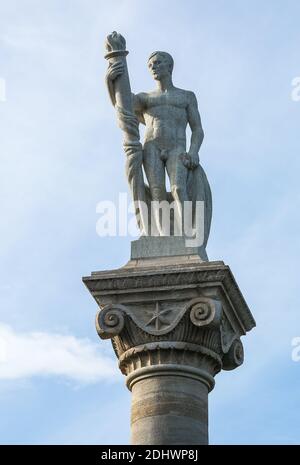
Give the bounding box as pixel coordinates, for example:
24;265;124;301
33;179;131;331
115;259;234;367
188;152;200;170
106;61;125;81
180;152;199;170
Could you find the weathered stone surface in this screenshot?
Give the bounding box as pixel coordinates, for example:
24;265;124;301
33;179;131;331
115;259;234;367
131;376;208;445
131;236;208;260
83;258;255;445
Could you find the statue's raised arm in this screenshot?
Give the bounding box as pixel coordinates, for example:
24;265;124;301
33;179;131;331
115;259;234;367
104;32;148;234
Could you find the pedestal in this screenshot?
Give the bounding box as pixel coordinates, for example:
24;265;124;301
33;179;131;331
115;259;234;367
83;254;255;445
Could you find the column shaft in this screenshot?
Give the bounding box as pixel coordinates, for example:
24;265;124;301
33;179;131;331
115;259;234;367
130;375;208;445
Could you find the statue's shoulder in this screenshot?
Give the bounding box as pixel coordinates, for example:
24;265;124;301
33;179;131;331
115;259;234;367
174;87;198;104
134;90;159;109
134;92;148;105
132;92;149;114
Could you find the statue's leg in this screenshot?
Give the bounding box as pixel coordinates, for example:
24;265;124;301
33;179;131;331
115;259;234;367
143;144;167;235
166;152;189;236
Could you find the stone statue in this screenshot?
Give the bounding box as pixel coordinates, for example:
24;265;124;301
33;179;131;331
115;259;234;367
104;31;212;257
83;32;256;446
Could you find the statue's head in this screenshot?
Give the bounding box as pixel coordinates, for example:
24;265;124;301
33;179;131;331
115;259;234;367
147;51;174;80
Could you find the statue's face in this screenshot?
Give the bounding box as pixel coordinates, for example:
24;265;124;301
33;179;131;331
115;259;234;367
148;54;171;80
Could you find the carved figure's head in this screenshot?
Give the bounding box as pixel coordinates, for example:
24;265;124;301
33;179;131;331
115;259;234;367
147;51;174;80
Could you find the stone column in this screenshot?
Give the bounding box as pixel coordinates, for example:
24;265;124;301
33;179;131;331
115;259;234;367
83;256;255;445
130;372;209;445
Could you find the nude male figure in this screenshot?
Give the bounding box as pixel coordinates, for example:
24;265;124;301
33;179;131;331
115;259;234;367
106;50;204;233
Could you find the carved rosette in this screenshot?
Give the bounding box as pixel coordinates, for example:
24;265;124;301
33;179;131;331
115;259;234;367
95;296;244;391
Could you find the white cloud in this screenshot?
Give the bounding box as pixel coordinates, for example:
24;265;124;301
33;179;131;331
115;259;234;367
0;323;118;383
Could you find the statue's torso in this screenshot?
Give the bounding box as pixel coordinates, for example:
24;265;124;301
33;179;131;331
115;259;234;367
138;88;190;152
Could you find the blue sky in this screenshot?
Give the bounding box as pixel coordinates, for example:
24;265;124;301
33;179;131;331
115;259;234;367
0;0;299;444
